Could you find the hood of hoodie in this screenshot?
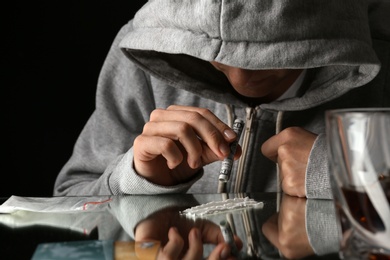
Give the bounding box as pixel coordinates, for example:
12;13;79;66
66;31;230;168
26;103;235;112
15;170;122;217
119;0;381;110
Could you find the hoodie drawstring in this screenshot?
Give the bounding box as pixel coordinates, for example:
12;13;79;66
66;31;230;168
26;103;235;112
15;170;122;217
275;110;284;212
218;106;284;195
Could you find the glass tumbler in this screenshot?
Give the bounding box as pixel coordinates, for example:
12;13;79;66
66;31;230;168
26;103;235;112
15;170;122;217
326;108;390;259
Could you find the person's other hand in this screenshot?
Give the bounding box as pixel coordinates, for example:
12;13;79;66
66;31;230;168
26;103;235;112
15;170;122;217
262;194;314;259
261;127;317;197
156;227;239;260
135;207;242;259
133;105;241;186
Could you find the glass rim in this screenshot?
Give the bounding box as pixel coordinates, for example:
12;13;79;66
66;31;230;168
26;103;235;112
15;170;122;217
326;107;390;116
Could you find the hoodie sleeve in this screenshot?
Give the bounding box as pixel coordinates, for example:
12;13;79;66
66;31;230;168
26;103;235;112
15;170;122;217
305;199;340;255
108;195;199;239
53;22;201;196
305;134;333;199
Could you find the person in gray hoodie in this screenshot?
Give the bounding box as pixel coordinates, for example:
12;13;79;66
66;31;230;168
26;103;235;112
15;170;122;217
54;0;389;199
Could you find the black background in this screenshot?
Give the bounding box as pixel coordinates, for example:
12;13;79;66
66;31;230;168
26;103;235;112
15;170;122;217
3;1;146;197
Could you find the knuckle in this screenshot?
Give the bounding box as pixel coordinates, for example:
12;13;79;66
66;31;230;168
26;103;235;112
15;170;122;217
166;104;179;110
133;135;143;148
186;111;202;123
206;128;220;143
160;138;176;152
277;144;293;158
283;164;294;178
282;126;301;138
280;167;294;184
278;236;292;248
176;122;192;135
150;108;163;121
142;121;153;133
197;107;212;117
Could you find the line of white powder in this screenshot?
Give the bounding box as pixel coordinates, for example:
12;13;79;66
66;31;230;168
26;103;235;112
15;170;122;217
181;197;264;218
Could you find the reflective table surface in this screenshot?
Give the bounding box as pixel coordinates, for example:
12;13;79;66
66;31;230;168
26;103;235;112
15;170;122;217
0;193;340;259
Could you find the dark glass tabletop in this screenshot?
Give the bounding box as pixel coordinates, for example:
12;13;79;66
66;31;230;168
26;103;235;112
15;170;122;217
0;193;340;259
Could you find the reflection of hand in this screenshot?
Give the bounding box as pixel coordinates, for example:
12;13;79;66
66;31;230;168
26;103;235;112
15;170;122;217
261;127;317;197
135;207;242;259
133;105;241;186
262;194;314;259
157;227;239;260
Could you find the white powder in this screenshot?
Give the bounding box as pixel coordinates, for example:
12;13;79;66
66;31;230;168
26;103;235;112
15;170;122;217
181;197;264;219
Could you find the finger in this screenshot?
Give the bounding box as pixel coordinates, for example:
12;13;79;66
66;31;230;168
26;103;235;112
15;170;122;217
142;121;203;169
261;214;281;249
182;228;203;260
261;127;299;162
278;159;307;197
198;221;225;244
261;134;282;162
206;243;232;260
200;222;243;251
200;222;243;250
166;105;237;141
160;227;184;260
134;135;183;169
150;108;233;158
261;127;316;162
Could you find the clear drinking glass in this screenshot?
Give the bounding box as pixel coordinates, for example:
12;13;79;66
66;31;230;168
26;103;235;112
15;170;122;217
326;108;390;260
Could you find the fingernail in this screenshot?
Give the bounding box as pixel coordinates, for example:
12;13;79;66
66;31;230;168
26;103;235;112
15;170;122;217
224;129;236;140
192;158;201;169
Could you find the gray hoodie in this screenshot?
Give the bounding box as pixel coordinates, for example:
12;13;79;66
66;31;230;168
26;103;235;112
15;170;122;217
54;0;389;199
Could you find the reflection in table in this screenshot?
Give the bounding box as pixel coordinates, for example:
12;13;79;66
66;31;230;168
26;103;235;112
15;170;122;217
0;193;340;259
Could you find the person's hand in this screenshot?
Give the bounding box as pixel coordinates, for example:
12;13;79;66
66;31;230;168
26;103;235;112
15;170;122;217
261;127;317;197
262;194;315;259
135;207;243;259
133;105;241;186
155;227;239;260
